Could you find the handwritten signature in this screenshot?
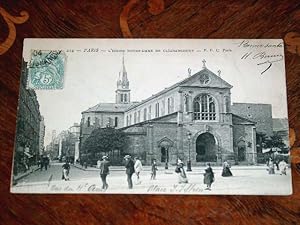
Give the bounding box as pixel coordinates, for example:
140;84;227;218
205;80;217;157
241;51;284;75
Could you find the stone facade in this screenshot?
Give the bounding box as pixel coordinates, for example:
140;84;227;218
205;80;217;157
80;59;277;165
14;60;42;174
39;116;45;155
232;103;273;136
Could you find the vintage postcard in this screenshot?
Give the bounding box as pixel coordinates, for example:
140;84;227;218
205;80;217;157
11;39;292;195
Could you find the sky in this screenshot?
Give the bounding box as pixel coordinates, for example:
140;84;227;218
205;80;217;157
23;39;288;145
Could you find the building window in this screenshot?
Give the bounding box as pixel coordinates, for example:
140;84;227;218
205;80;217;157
134;112;137;123
171;97;174;113
115;117;118;127
167;98;171;114
193;94;216;121
143;108;147;121
121;94;124;103
148;105;152;119
126;115;129;126
167;97;174;114
161;100;165;116
137;110;141;123
87;117;91;127
124;94;127;102
129;114;132;125
155;103;159;118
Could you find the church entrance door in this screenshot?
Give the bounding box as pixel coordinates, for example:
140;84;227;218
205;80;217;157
161;147;169;163
237;141;246;162
196;132;217;162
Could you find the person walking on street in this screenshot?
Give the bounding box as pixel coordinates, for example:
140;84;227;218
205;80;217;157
268;158;275;174
99;156;110;190
175;159;188;184
44;156;49;171
221;160;233;177
150;159;158;180
134;157;143;184
279;159;288;175
124;155;135;189
62;161;70;181
204;163;214;190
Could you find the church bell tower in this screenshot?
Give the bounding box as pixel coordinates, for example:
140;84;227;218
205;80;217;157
116;55;130;104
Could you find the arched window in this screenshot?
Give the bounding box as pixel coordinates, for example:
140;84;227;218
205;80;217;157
143;108;147;121
115;117;118;127
134;112;137;123
87;117;91;127
193;94;216;121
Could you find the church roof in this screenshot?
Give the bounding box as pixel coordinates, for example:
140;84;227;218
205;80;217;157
125;67;232;111
82;102;139;113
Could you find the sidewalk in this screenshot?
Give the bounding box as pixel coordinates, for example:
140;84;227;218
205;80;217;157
12;165;40;184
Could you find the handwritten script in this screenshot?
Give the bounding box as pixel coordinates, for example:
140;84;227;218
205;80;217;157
147;184;204;193
237;40;284;75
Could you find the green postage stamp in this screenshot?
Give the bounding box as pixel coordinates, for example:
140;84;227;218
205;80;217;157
27;50;66;89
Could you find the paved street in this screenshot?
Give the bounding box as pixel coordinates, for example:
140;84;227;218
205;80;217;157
11;163;292;195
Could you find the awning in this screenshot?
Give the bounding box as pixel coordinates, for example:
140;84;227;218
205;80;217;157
262;147;282;154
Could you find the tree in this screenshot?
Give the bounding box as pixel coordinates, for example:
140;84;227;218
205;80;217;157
270;133;286;149
81;127;128;163
256;132;286;150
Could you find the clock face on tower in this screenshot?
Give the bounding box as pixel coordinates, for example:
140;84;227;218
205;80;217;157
199;73;210;85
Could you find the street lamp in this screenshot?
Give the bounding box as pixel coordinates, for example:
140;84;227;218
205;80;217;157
187;132;192;171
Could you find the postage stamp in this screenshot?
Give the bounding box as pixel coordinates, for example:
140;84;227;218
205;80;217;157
27;50;66;89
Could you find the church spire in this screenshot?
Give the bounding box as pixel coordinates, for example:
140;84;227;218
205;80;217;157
117;54;129;89
116;54;130;104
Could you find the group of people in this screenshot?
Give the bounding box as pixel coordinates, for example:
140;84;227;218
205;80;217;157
175;160;233;190
99;155;147;190
267;158;288;175
38;155;50;171
175;160;216;190
98;155;237;191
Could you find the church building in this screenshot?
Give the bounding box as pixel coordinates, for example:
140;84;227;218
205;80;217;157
80;57;273;165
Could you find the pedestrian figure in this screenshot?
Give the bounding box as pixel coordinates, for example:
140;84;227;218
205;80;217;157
279;160;288;175
268;158;275;174
124;155;135;189
134;157;143;184
204;163;214;190
62;161;70;181
221;161;233;177
38;158;42;171
43;156;49;171
99;156;110;190
175;160;188;184
96;159;101;169
150;159;158;180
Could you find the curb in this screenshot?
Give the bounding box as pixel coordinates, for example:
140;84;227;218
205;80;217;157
13;166;40;184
